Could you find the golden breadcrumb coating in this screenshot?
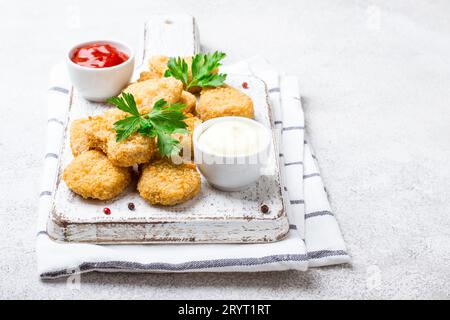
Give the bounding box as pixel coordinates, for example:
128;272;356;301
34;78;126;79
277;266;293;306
179;90;196;113
138;70;161;82
85;109;156;167
70;118;92;156
123;77;183;110
147;55;171;78
196;85;254;121
137;160;201;206
102;134;155;167
63;150;131;200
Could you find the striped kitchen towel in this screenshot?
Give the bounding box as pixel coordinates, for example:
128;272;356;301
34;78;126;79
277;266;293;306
36;57;349;279
223;56;349;266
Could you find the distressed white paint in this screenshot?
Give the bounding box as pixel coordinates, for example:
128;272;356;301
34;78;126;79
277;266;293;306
47;15;288;243
133;14;200;81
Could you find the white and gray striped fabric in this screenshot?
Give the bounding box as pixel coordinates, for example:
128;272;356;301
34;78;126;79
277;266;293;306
36;57;350;279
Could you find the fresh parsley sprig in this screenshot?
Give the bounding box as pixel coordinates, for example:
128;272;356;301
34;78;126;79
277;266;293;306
164;51;227;90
107;93;188;157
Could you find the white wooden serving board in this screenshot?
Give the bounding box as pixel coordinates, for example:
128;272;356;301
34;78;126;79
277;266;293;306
47;14;288;243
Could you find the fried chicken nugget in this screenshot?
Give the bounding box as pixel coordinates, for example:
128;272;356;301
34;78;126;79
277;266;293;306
123;77;183;110
86;109;156;167
138;56;177;82
137;160;201;206
70;118;92;156
63;150;132;200
70;112;128;158
178;91;196;113
138;70;161;82
196;85;254;121
103;134;156;167
147;55;171;78
138;56;182;81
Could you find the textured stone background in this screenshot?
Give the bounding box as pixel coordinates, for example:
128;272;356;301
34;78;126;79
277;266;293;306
0;0;449;299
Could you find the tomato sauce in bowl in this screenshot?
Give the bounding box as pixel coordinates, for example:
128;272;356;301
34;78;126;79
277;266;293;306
71;43;129;68
66;40;134;101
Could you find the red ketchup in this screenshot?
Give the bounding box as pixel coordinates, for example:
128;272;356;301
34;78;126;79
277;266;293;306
71;43;129;68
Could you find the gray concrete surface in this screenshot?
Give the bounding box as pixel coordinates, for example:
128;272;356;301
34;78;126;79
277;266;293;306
0;0;449;299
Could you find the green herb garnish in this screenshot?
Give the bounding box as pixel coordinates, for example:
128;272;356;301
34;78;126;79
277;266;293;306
164;51;227;90
107;93;188;157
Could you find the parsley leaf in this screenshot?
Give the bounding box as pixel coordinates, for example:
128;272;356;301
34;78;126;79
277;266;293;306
108;93;140;117
108;95;188;157
156;131;182;157
164;51;227;90
113;116;141;142
164;57;189;85
148;100;189;133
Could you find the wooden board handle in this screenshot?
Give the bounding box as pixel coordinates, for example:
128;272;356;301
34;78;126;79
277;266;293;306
135;14;200;72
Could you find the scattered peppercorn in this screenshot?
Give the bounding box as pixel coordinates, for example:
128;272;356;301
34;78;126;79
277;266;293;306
103;207;111;215
260;204;269;214
128;202;135;211
242;82;249;89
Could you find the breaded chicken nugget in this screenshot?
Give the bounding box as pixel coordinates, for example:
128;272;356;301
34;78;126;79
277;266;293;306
70;118;92;156
137;160;201;206
138;56;178;81
86;109;156;167
179;91;196;113
147;55;171;78
103;134;156;167
138;70;161;82
123;77;183;110
70;111;126;157
196;85;254;121
63;150;131;200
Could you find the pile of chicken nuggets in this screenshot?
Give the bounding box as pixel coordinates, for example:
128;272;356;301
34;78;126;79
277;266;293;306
63;55;254;206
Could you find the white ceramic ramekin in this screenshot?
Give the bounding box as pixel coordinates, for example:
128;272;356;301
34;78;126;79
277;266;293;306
193;116;272;191
66;40;135;102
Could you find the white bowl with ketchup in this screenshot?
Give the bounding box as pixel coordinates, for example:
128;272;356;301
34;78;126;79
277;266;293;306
66;40;134;102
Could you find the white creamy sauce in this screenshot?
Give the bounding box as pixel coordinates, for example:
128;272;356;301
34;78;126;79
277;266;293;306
198;120;267;156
